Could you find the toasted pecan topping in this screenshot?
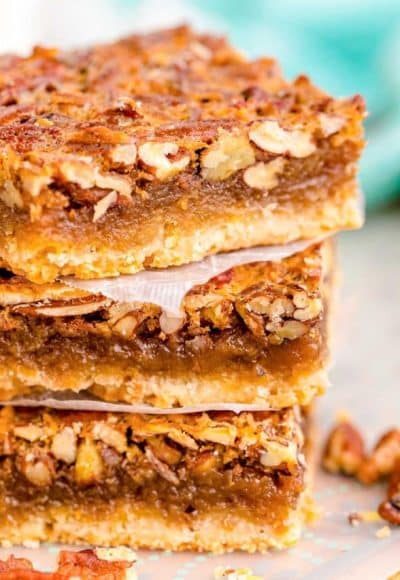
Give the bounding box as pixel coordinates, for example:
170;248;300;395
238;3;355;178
92;422;127;454
318;113;345;137
51;426;77;464
75;439;104;487
243;158;285;190
13;297;110;318
21;457;54;487
249;120;316;157
59;158;132;197
93;190;118;222
145;446;179;485
0;407;303;490
237;283;322;345
0;26;364;216
138;141;190;179
13;424;45;442
110;143;138;166
1;243;325;346
201;129;255;181
260;440;297;468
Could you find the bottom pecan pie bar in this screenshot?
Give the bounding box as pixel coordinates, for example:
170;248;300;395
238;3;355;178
0;406;314;552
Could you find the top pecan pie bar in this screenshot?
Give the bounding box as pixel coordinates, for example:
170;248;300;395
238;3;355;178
0;26;365;282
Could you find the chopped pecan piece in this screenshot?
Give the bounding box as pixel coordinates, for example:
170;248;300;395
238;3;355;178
236;283;320;344
214;565;262;580
249;120;316;157
145;446;179;485
322;420;365;476
75;439;104;487
378;462;400;526
243;158;284;190
20;456;54;488
201;129;255;181
357;429;400;484
93;190;118;222
191;451;221;477
92;422;127;454
13;424;44;442
138;141;190;180
51;426;77;464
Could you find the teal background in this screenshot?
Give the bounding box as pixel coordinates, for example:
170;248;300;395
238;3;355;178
117;0;400;209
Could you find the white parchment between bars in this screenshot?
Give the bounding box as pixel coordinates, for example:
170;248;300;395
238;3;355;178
62;237;324;316
3;391;272;415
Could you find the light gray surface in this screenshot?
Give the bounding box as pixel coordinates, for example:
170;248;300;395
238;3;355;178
322;209;400;440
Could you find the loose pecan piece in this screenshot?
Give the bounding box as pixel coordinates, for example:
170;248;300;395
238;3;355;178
322;420;365;476
378;461;400;525
357;429;400;484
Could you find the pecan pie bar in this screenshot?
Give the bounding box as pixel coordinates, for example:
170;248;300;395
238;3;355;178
0;26;364;283
0;241;334;409
0;549;138;579
0;406;314;552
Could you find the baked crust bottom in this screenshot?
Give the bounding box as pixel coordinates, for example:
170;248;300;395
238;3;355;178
0;501;313;553
0;359;327;409
0;182;359;283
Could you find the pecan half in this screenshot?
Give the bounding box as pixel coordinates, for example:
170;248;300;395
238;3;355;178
243;158;285;190
145;446;179;485
249;120;316;157
138;141;190;180
357;429;400;484
322;420;365;476
201;129;255;181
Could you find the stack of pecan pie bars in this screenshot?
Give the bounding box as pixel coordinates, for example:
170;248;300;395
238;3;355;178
0;27;365;552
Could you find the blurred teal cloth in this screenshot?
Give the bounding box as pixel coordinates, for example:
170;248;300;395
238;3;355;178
118;0;400;209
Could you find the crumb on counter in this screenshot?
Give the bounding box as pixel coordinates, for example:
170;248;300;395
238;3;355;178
214;565;263;580
375;526;391;539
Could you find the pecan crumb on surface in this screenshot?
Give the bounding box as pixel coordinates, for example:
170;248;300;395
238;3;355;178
375;525;391;539
347;510;382;526
347;511;362;527
214;565;263;580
